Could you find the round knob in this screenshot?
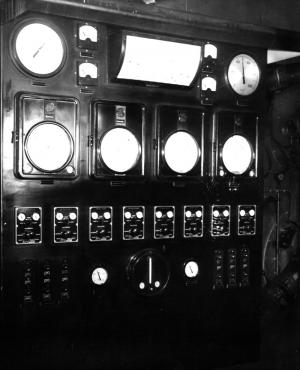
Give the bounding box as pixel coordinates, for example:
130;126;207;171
223;210;229;217
136;211;143;219
32;212;40;221
124;211;132;220
249;209;255;217
195;210;202;218
18;213;26;222
69;212;77;220
240;209;246;217
185;210;192;218
91;212;99;220
56;212;64;221
155;211;163;219
167;210;174;219
103;211;111;220
213;210;220;218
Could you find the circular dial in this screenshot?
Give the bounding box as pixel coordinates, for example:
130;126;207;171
128;249;169;296
221;135;253;175
184;261;199;279
99;127;141;173
164;131;200;174
91;267;108;286
14;22;65;76
227;54;260;96
25;122;73;172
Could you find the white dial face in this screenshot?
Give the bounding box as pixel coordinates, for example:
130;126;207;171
25;122;73;172
78;62;97;78
222;135;253;175
227;54;260;96
79;25;97;42
100;127;141;173
164;131;200;174
184;261;199;278
15;23;65;76
91;267;108;286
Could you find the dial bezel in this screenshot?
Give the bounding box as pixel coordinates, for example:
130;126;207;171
226;53;261;96
11;19;67;78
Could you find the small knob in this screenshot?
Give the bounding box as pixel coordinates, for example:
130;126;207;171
240;209;246;217
155;211;163;219
91;212;99;220
32;212;40;221
69;212;77;220
18;213;26;222
103;211;111;220
185;210;192;218
249;209;255;217
213;210;220;218
124;211;132;220
136;211;143;219
195;210;202;218
223;209;229;217
167;210;174;219
56;212;64;221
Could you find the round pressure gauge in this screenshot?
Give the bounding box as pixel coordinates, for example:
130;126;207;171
221;134;253;175
99;127;141;173
184;261;199;279
164;131;200;174
227;54;260;96
91;267;108;286
13;22;65;76
25;122;73;172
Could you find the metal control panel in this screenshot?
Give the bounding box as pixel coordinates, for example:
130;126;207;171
89;206;112;241
123;206;145;240
240;248;250;287
211;205;231;236
227;248;237;288
54;207;78;243
213;249;225;289
154;206;175;239
183;205;203;238
15;207;42;244
238;205;256;235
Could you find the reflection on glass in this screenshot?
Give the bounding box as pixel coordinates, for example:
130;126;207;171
25;123;73;172
164;131;200;174
117;35;201;86
100;127;141;173
15;23;64;75
222;135;253;175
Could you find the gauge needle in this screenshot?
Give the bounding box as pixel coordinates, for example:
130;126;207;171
190;265;193;275
149;256;152;285
33;42;45;58
242;57;246;84
97;270;101;281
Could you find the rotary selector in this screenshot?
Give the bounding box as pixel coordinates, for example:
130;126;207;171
128;249;170;296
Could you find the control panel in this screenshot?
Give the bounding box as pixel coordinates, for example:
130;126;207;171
89;206;112;241
22;260;35;304
15;207;42;245
211;205;230;236
227;248;237;288
123;206;145;240
154;206;175;239
183;205;203;238
239;248;250;287
54;207;78;243
213;249;225;289
238;205;256;235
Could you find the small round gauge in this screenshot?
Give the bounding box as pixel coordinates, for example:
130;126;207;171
14;22;65;76
99;127;141;173
91;267;108;286
221;134;253;175
25;122;73;172
227;54;260;96
164;131;200;174
184;261;199;279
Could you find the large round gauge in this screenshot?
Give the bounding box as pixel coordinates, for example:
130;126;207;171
227;54;260;96
221;134;253;175
25;122;73;172
100;127;141;173
91;267;108;286
14;22;65;76
164;131;200;174
184;261;199;279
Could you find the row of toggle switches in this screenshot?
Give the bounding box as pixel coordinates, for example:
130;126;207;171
15;205;257;244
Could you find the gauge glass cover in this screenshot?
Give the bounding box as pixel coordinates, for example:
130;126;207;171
184;261;199;278
227;54;260;96
164;131;200;174
25;122;73;172
100;127;141;173
15;23;65;76
222;135;253;175
92;267;108;285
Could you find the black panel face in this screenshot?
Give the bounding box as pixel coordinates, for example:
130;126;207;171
0;7;266;370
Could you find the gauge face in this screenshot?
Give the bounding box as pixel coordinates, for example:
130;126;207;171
79;24;97;42
100;127;141;173
164;131;200;174
184;261;199;278
79;62;97;78
14;22;65;76
221;135;253;175
227;54;260;96
25;122;73;172
91;267;108;286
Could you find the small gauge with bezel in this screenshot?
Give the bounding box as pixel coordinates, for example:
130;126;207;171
227;54;260;96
